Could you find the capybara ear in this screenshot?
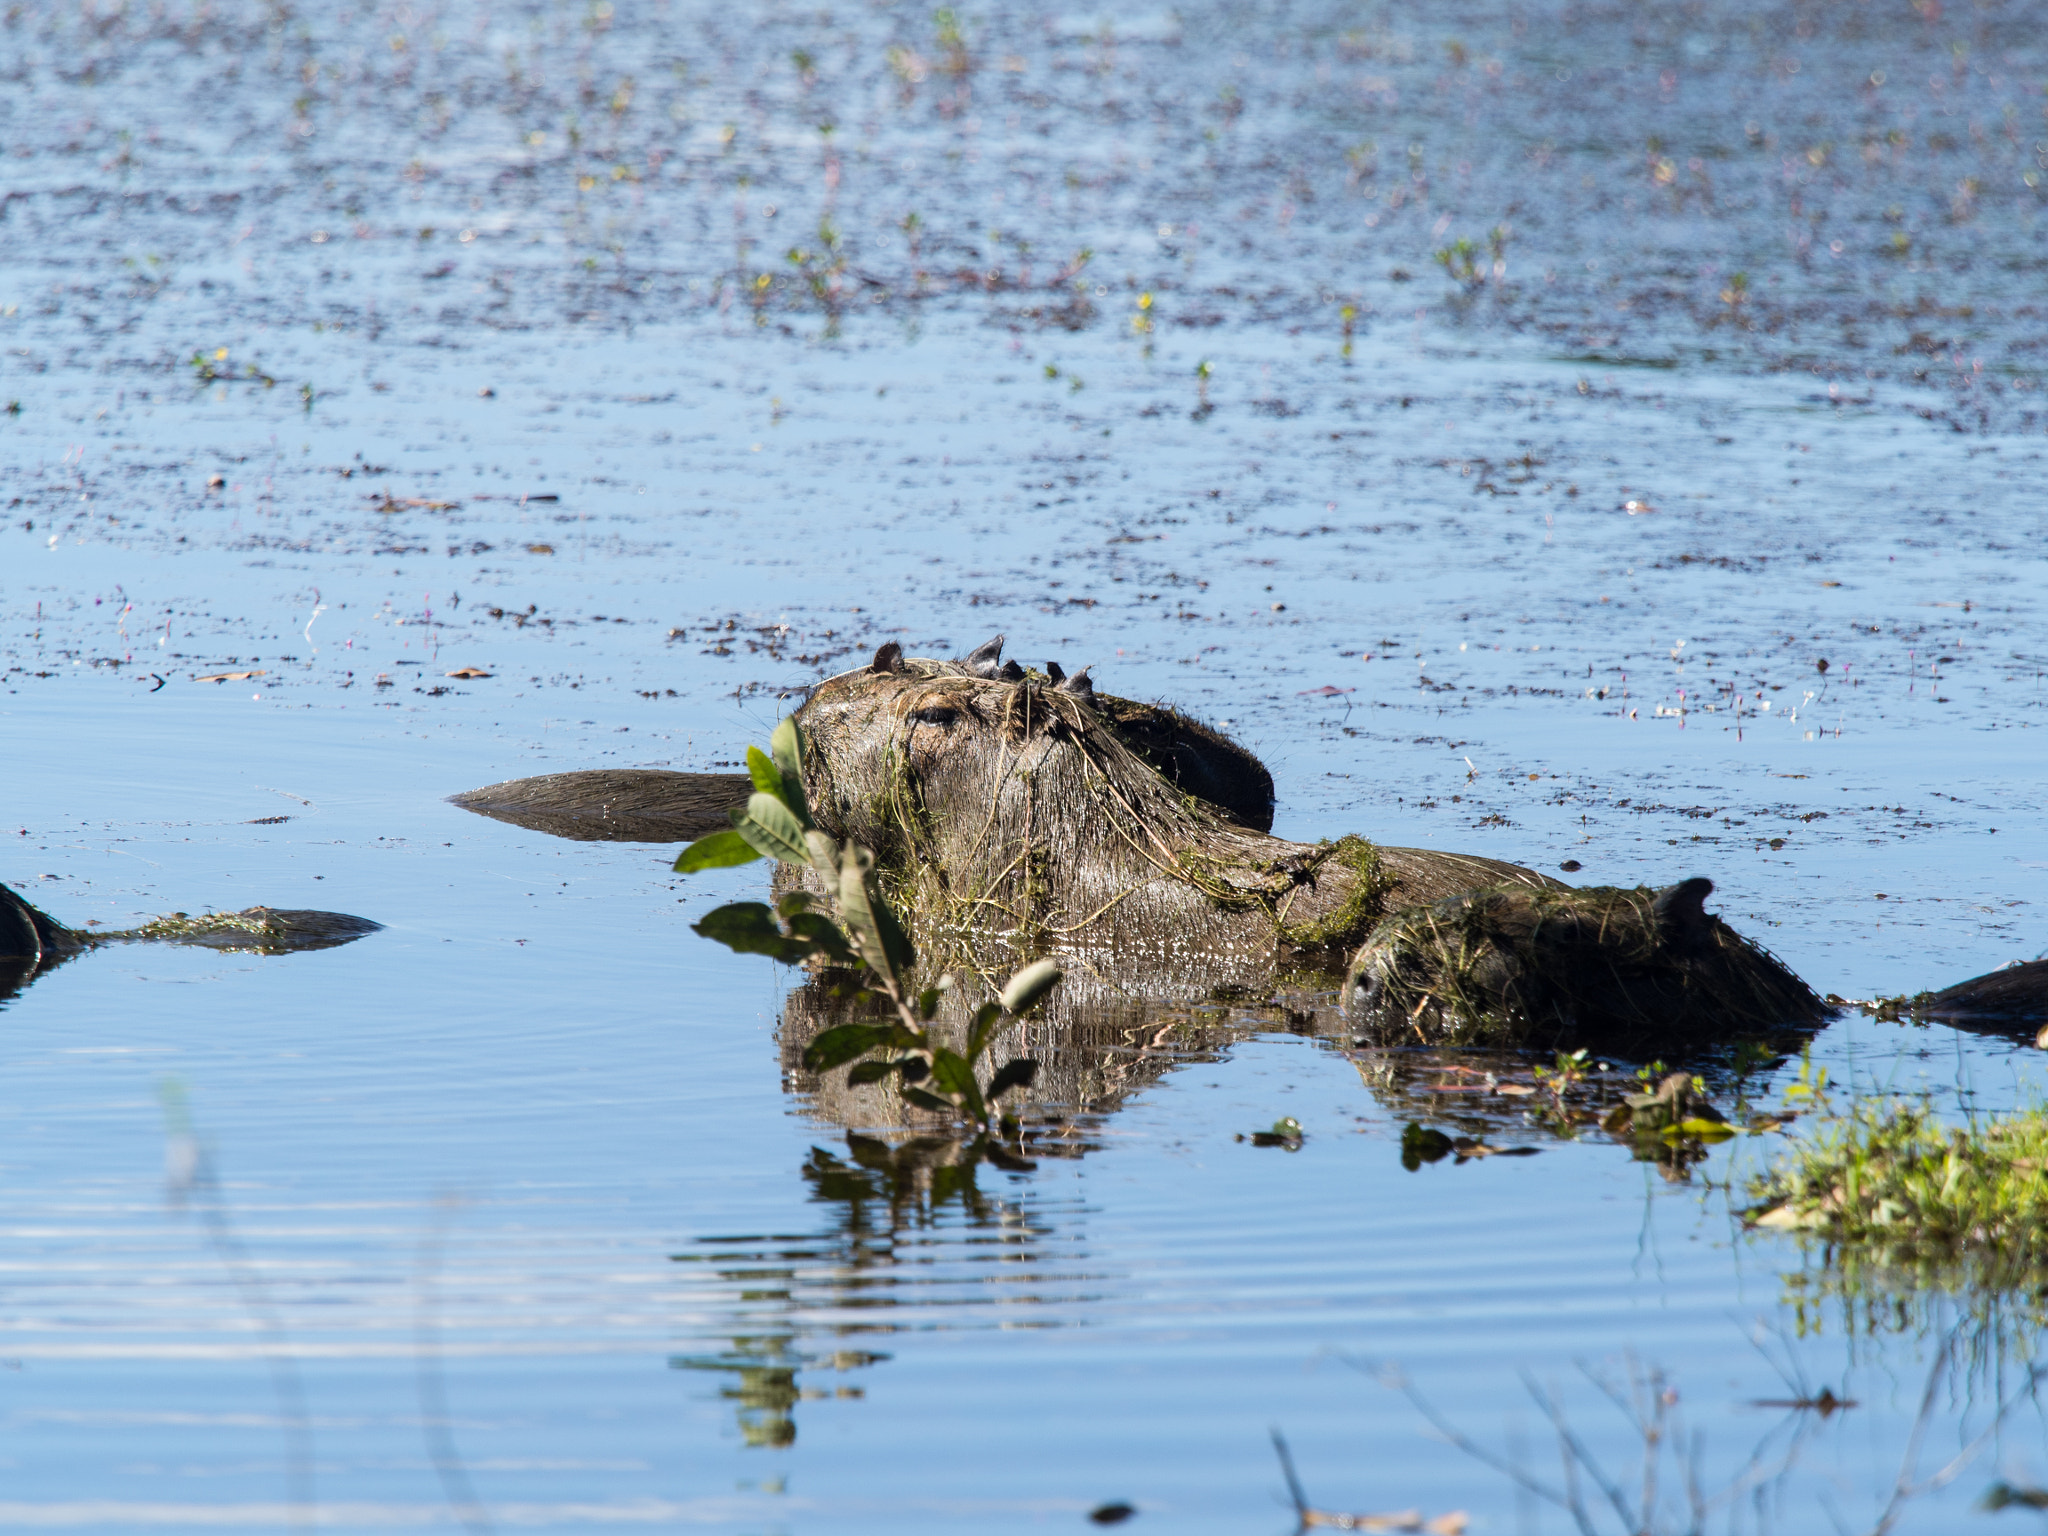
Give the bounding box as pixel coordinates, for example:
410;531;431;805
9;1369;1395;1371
869;641;905;674
1652;876;1715;946
1055;665;1094;698
960;634;1005;677
1045;660;1066;685
997;659;1026;682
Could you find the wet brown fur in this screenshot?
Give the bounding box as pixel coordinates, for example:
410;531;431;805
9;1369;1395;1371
791;652;1557;985
1346;878;1828;1054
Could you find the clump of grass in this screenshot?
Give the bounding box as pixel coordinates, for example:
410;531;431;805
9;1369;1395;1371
1431;226;1510;290
189;347;276;388
1748;1100;2048;1291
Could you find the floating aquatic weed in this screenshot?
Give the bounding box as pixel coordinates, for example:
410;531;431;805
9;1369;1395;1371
1432;237;1482;289
1747;1098;2048;1318
1243;1116;1303;1149
188;347;276;388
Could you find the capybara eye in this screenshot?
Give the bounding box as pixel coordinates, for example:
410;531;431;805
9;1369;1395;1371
908;705;958;728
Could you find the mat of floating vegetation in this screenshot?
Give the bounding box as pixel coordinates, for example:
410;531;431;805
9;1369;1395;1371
1747;1100;2048;1305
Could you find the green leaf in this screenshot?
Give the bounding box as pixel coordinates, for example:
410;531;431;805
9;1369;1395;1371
836;843;917;982
917;987;943;1021
776;890;814;918
1401;1123;1455;1170
770;716;813;825
804;830;841;882
869;881;917;980
902;1085;954;1115
785;912;856;965
846;1059;897;1086
838;844;916;985
929;1047;986;1125
672;828;762;873
1667;1118;1739;1142
746;745;788;804
986;1058;1038;1100
802;1023;893;1072
732;792;811;866
691;902;812;963
998;958;1064;1015
966;1001;1004;1063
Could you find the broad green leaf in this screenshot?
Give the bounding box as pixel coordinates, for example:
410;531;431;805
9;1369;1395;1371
902;1085;954;1115
785;912;856;965
927;1047;977;1099
746;745;788;804
965;1002;1004;1063
732;792;810;866
869;881;917;980
802;1023;893;1073
769;716;813;824
805;830;841;882
836;844;896;984
829;844;916;982
672;828;762;873
691;902;812;963
999;958;1064;1015
929;1047;986;1125
917;987;943;1021
846;1059;896;1086
776;890;814;918
986;1058;1038;1100
1665;1118;1738;1142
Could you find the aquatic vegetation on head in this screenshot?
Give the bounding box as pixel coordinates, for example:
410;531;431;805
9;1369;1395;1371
788;638;1519;980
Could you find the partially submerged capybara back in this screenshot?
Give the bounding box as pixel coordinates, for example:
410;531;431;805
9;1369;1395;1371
1345;876;1828;1055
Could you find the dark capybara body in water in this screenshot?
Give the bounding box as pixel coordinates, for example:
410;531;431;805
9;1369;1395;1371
786;639;1553;981
1345;876;1828;1056
451;628;2048;1052
1;881;381;1007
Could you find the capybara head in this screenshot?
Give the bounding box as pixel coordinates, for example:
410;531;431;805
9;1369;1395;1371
789;636;1307;969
